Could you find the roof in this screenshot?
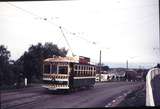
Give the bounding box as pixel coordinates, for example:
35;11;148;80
44;56;79;63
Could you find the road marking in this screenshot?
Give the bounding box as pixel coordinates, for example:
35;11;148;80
118;96;122;98
108;103;112;106
105;105;109;107
112;100;116;103
124;93;127;96
104;91;131;108
105;99;117;107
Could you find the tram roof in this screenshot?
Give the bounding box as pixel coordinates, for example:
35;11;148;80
44;56;79;63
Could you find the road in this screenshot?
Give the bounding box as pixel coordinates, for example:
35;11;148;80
1;82;144;109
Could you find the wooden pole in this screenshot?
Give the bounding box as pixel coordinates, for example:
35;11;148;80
99;50;101;82
126;60;128;69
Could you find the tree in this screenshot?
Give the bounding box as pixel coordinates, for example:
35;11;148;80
102;65;110;71
155;63;160;68
125;70;137;81
0;45;11;85
17;42;68;83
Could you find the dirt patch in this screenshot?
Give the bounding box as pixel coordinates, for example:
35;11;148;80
118;85;146;107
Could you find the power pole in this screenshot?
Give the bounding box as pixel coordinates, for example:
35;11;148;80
126;60;128;69
99;50;102;82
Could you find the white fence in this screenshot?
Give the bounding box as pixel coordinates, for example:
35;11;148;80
146;68;160;106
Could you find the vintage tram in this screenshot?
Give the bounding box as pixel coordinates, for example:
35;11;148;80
42;56;96;91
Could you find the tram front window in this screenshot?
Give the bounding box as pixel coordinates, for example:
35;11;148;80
58;66;68;74
52;65;57;74
44;64;50;74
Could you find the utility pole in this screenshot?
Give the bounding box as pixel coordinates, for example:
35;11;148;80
99;50;102;82
126;60;128;69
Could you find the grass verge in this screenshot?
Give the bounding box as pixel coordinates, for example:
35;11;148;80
118;85;146;107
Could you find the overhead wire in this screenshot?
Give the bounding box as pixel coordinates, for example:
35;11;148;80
6;2;111;57
7;2;74;56
6;2;158;60
61;28;96;45
6;2;98;54
7;2;40;18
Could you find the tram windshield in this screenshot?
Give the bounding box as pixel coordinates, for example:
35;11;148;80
51;65;57;74
44;64;50;74
58;66;68;74
44;64;57;74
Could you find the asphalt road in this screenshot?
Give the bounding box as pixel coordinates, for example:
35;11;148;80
1;82;144;109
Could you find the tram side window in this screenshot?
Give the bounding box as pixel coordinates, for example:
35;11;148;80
78;71;80;76
90;67;92;76
94;67;96;75
75;71;77;76
58;66;68;74
92;67;94;76
44;64;50;74
75;65;77;70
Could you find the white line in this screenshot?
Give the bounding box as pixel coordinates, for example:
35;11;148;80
105;105;109;107
43;78;68;81
108;103;112;106
112;100;116;103
104;101;113;108
73;76;96;79
118;96;122;98
43;78;52;81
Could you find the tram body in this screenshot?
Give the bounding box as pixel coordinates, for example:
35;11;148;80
42;56;96;90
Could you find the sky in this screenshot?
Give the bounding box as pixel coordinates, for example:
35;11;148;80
0;0;159;68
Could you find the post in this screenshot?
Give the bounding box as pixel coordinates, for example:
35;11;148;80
99;50;102;82
25;78;27;86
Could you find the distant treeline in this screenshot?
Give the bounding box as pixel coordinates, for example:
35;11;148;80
0;42;67;89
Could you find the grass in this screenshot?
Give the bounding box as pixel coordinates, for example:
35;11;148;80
0;83;36;92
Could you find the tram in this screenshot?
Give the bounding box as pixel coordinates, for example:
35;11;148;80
42;56;96;90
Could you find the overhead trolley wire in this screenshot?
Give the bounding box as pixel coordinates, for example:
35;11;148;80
7;2;61;29
7;2;74;56
7;2;40;18
61;28;96;45
6;2;98;53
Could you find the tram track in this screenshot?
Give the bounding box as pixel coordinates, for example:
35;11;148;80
2;92;43;103
1;86;43;96
1;93;53;109
1;87;45;103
